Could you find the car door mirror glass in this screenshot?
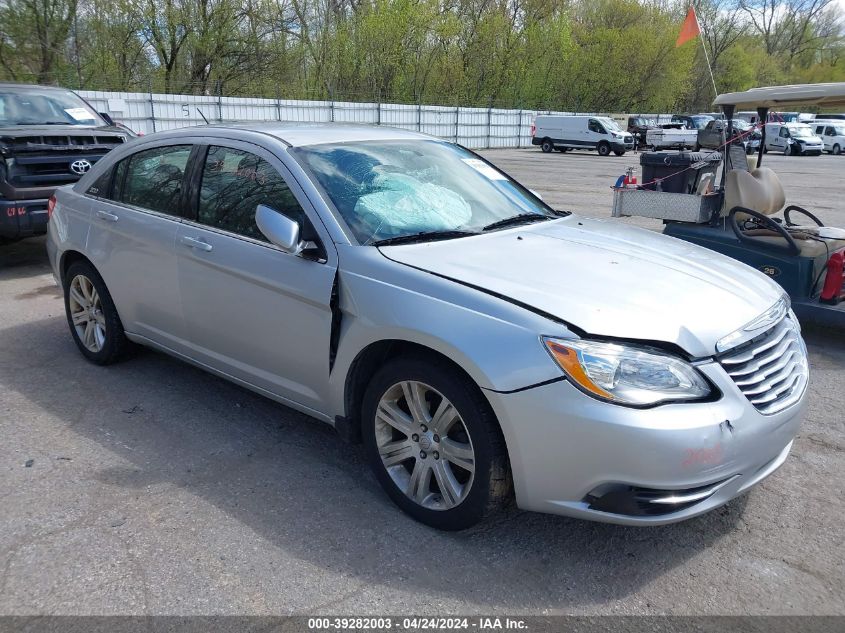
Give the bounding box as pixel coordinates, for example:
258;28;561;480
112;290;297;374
256;204;309;254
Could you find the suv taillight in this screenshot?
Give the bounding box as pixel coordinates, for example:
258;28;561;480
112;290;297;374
821;250;845;304
47;195;57;220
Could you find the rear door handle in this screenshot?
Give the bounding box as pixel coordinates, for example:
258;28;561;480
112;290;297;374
96;209;119;222
179;235;213;252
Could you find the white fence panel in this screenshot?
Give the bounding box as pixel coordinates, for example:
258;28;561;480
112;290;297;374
78;89;673;149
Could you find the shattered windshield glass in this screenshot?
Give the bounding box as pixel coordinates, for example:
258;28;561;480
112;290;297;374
293;140;555;245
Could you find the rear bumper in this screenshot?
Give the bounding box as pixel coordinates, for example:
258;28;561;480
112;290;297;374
0;198;49;240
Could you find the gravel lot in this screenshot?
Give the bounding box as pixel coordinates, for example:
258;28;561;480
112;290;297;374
1;149;843;616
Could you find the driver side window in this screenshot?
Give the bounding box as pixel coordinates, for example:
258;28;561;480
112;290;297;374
588;119;605;134
196;145;306;242
780;127;790;138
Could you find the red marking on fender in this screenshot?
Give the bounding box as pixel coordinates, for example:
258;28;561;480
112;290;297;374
682;444;724;467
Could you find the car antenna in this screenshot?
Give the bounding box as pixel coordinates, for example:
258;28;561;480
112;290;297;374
196;108;210;125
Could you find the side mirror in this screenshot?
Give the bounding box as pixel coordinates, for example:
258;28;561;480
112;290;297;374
255;204;314;255
99;112;115;126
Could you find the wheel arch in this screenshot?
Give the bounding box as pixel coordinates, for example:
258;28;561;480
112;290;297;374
338;339;496;445
59;249;95;284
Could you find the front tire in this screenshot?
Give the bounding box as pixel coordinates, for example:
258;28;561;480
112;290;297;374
597;141;611;156
833;144;841;155
362;357;511;530
63;260;128;365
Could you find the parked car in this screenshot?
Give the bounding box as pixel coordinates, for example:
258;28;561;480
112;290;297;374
670;114;713;130
696;118;761;154
626;116;659;149
815;113;845;120
0;83;133;244
48;123;808;530
813;120;845;154
532;115;633;156
769;112;801;123
764;122;824;155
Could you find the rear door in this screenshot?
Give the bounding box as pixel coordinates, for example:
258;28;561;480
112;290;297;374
85;142;197;349
174;140;338;414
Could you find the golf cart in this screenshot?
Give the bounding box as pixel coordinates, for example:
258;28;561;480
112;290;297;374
612;83;845;328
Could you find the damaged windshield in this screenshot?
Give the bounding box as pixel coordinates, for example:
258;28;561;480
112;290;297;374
292;140;557;245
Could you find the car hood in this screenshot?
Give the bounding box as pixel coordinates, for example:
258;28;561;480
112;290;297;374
379;216;783;358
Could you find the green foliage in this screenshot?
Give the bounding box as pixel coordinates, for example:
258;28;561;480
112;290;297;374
0;0;842;111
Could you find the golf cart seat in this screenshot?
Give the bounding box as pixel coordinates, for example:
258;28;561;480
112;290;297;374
724;167;845;257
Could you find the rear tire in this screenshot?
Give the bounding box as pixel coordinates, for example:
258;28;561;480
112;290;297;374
362;356;511;530
63;260;128;365
541;139;553;153
597;141;611;157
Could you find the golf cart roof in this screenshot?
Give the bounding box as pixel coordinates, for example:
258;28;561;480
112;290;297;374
714;83;845;109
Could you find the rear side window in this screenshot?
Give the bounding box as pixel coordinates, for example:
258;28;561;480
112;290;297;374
120;145;192;215
196;145;306;241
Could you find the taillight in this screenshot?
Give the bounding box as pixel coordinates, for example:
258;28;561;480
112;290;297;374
820;250;845;304
47;195;57;220
530;123;536;137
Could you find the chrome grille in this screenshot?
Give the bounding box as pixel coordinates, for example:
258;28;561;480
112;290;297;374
718;316;808;415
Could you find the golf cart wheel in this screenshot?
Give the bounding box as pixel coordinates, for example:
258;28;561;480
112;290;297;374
597;142;611;157
362;357;512;530
833;144;841;155
541;139;554;153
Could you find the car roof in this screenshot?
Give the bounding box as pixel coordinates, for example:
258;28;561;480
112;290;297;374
0;82;71;91
148;122;433;147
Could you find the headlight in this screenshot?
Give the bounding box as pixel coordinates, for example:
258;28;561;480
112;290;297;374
543;338;711;406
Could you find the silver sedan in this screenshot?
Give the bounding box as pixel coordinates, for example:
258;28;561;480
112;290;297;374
46;123;809;530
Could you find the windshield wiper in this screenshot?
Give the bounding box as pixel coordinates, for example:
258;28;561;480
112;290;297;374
369;230;478;247
482;213;552;232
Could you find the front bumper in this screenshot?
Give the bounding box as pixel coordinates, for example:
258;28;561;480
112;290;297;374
797;143;823;155
486;361;806;525
611;140;634;153
0;197;49;240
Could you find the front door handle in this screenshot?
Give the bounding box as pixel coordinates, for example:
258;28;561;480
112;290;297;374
96;209;119;222
179;235;213;252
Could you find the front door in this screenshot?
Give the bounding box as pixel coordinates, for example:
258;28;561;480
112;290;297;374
175;141;337;414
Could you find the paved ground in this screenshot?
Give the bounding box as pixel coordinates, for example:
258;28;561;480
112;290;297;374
1;150;843;616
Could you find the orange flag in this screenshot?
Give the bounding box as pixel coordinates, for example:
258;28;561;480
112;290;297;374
676;6;701;47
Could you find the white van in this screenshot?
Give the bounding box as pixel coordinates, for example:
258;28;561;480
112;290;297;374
532;115;634;156
764;122;824;155
812;120;845;155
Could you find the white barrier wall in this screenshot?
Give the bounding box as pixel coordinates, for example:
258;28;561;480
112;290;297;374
78;90;672;149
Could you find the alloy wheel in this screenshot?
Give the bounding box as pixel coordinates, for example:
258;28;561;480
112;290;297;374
374;381;475;511
68;274;106;352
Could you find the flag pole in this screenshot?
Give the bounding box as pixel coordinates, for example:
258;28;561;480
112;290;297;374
694;9;719;99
